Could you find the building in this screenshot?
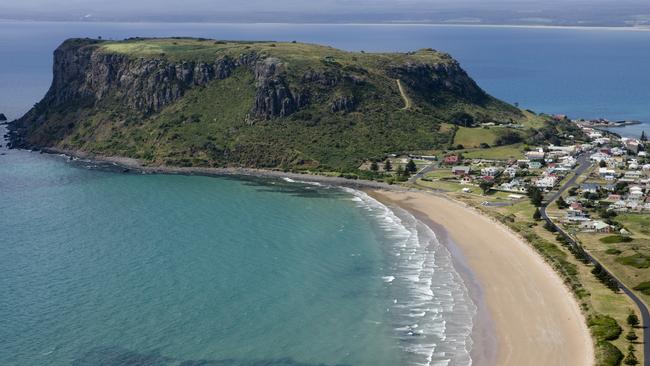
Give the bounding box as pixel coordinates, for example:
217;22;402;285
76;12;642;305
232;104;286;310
624;171;642;181
480;167;501;177
535;175;558;189
452;166;471;175
590;152;610;162
581;183;600;193
629;185;644;200
525;150;545;161
504;166;518;178
443;155;459;165
580;220;612;233
410;155;437;161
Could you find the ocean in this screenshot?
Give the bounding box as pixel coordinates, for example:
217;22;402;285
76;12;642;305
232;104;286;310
0;126;475;365
1;21;649;366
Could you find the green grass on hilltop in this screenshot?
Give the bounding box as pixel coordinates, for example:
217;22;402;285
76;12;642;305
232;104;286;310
99;38;451;72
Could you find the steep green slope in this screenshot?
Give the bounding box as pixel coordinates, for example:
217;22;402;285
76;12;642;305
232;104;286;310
11;37;524;170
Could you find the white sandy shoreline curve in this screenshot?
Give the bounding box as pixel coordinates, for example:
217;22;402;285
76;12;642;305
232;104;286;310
344;188;478;366
368;190;595;366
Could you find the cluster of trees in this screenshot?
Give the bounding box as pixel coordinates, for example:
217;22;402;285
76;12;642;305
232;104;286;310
623;313;640;365
555;233;591;264
495;131;522;146
369;158;417;182
591;263;619;292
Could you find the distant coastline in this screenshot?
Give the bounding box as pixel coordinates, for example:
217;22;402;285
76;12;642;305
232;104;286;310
1;18;650;32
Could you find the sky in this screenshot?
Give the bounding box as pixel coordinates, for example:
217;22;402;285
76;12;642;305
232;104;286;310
2;0;649;26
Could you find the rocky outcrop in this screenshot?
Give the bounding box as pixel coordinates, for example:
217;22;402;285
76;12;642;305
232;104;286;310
330;95;357;113
388;60;488;104
36;39;308;119
0;113;6;122
252;57;306;119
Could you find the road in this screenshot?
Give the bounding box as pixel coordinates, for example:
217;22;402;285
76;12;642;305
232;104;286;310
540;152;649;365
409;160;438;183
396;79;412;110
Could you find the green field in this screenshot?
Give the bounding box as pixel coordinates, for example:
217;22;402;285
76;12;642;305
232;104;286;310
453;126;500;148
460;143;525;159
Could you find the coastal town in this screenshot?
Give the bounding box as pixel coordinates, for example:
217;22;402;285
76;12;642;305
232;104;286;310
377;116;649;366
376;117;650;236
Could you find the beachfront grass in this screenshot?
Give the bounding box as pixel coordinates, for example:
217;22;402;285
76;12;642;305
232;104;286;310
416;178;465;192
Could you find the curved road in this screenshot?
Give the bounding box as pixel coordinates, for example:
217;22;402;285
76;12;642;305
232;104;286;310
396;79;413;110
540;152;649;365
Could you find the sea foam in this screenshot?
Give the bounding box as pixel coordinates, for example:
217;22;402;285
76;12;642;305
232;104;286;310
343;188;477;366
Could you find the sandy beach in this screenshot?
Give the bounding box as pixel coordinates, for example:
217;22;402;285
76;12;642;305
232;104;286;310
370;190;594;366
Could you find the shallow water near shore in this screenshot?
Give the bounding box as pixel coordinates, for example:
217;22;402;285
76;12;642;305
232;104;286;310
0;135;475;366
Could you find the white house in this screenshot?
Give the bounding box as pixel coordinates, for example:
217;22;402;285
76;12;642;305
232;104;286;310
504;166;518;178
535;176;558;189
525;150;545;160
480;167;501;177
580;220;612;233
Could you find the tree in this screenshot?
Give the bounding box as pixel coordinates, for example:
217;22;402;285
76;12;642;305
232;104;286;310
479;180;493;195
627;313;639;327
544;221;557;232
528;186;543;206
625;330;638;341
624;351;639;365
533;207;542;220
495;131;523;146
396;164;404;176
406;159;417;173
370;161;379;172
451;112;475;127
384;159;392;172
556;196;568;209
641;130;647;142
599;160;607;168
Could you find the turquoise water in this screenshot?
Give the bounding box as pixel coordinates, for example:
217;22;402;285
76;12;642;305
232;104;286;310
0;130;475;366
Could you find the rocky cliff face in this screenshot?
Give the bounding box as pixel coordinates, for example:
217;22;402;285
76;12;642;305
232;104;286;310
388;59;488;104
38;39;305;119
